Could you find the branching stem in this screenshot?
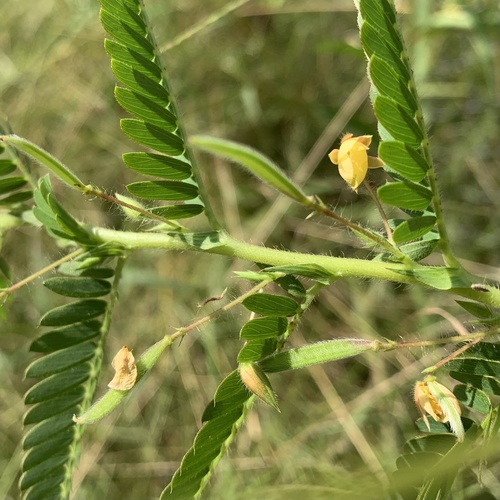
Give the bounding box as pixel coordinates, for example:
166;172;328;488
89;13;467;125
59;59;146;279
82;186;185;229
421;337;483;374
306;197;408;261
169;278;274;343
396;330;492;351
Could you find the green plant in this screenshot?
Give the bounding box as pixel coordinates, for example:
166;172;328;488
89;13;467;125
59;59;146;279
1;0;499;499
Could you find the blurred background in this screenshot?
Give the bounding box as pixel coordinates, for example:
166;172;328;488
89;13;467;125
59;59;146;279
1;0;500;498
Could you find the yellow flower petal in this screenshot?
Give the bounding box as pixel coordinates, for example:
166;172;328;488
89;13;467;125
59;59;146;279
328;149;339;164
355;135;372;147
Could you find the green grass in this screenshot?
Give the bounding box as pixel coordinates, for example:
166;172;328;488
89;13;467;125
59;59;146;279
1;1;500;498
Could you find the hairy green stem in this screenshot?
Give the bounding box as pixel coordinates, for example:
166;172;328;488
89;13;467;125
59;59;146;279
423;148;462;269
88;226;500;308
398;331;493;351
90;226;410;280
83;187;184;229
306;198;408;261
410;47;461;268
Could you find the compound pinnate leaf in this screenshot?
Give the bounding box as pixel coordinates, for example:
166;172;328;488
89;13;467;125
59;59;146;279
163;369;252;499
100;0;207;224
22;263;117;499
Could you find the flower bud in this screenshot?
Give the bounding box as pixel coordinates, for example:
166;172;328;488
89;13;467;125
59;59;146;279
414;376;464;441
328;133;384;191
115;193;146;220
239;362;280;412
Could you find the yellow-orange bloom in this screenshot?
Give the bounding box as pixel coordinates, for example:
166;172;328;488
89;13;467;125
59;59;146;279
414;377;464;441
328;134;384;191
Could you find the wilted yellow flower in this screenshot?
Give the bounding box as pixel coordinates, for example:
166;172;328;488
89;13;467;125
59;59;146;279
328;133;384;191
108;346;138;391
414;376;464;441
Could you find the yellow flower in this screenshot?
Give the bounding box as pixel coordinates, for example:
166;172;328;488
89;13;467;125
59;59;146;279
328;133;384;191
414;376;464;441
